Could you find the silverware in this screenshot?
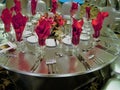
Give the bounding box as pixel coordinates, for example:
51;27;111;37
46;59;57;74
77;54;91;70
96;44;117;55
30;58;42;72
54;39;57;46
88;54;104;65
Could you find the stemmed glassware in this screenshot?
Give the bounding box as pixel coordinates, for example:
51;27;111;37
12;12;28;52
35;15;52;58
71;18;83;55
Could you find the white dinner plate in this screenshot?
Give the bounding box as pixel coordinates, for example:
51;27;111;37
62;35;72;45
26;36;38;44
46;38;59;47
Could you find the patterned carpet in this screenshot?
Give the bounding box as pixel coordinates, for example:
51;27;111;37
0;67;17;90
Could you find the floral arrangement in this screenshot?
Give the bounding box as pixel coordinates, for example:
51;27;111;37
50;13;66;40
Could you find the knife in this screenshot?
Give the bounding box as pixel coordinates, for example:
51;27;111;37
77;54;91;70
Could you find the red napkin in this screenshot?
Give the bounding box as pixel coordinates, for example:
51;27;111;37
72;18;83;46
31;0;38;15
11;0;22;14
12;12;28;41
35;16;52;46
51;0;58;14
86;6;91;20
70;2;78;17
0;8;12;32
92;12;109;38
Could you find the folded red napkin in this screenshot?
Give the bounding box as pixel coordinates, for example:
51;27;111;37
12;12;28;41
51;0;58;14
1;8;12;32
31;0;38;15
11;0;22;14
86;6;91;20
70;2;78;16
72;18;84;45
92;12;109;38
35;16;53;46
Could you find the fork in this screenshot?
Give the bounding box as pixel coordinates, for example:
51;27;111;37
88;54;104;65
46;59;57;74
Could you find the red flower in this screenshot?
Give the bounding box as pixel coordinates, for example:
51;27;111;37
31;0;38;15
1;8;12;32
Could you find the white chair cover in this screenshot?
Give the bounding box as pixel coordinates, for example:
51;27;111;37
61;1;80;19
27;0;46;16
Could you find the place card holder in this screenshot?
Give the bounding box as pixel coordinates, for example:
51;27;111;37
0;42;16;53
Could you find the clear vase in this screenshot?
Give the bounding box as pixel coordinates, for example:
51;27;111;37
16;41;25;53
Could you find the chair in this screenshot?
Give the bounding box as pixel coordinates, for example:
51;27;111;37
61;2;80;18
27;0;46;16
36;0;46;14
61;1;80;20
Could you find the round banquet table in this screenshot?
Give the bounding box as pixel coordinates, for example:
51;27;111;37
0;26;120;90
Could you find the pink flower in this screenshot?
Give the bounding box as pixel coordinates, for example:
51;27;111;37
0;8;12;32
